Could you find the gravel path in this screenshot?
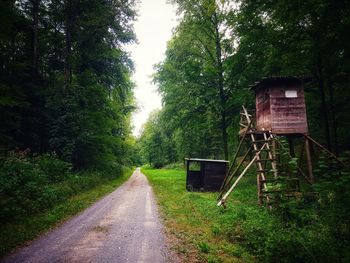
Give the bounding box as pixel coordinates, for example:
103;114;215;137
2;168;171;263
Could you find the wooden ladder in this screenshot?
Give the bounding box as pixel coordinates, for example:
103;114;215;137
241;107;278;205
218;106;302;207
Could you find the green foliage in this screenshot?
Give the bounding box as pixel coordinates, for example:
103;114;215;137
163;162;185;170
198;242;211;253
146;0;350;166
0;0;138;170
153;0;238;161
33;153;72;183
0;151;129;222
138;110;177;167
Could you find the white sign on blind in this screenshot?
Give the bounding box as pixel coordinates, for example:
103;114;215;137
285;90;297;98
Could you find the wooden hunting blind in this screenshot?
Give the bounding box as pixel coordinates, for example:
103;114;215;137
252;76;308;135
218;76;344;208
185;158;228;191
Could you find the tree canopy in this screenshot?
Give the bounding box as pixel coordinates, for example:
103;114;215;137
0;0;138;170
139;0;350;166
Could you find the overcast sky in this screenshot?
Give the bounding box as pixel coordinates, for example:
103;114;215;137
127;0;178;137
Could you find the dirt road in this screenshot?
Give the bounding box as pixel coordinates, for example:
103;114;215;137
2;168;171;263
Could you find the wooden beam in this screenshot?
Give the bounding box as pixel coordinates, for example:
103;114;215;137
218;148;251;200
304;135;346;167
217;143;268;207
220;115;254;193
217;154;257;207
304;137;314;183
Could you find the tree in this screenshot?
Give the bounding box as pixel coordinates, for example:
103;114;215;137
0;0;138;170
149;0;350;165
154;0;238;160
232;0;350;153
138;110;177;167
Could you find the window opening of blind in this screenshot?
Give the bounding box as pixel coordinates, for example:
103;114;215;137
189;161;201;171
285;90;297;98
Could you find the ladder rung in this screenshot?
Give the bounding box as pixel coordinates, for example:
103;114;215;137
257;169;276;172
260;178;299;183
262;189;300;194
252;139;271;143
255;158;276;162
257;169;278;173
253;149;271;152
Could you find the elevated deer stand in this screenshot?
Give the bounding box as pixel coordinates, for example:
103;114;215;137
218;77;344;207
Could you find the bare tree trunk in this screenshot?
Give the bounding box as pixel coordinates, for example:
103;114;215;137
213;11;228;160
328;81;339;155
31;0;39;79
64;0;72;90
316;57;332;150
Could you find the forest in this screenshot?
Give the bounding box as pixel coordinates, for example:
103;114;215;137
139;0;350;167
1;0;350;261
0;0;139;227
137;0;350;261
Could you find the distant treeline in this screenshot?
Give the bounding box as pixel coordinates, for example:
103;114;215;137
0;0;139;170
139;0;350;167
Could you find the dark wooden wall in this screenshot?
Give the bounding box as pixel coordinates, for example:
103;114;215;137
255;83;308;135
186;160;228;191
203;162;227;191
269;86;308;134
256;90;271;131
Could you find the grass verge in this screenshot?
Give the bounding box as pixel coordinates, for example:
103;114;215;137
0;168;133;257
142;167;350;263
142;167;256;263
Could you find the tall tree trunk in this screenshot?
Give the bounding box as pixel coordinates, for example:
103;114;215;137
31;0;39;79
213;12;228;160
316;57;332;150
328;81;339;155
64;0;72;90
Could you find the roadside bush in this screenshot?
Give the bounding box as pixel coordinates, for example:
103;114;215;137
0;151;125;222
164;162;184;170
0;151;47;218
33;153;72;183
235;156;350;263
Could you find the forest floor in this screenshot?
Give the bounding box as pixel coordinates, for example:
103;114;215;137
1;168;173;263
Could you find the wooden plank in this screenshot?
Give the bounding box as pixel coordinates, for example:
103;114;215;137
217;154;258;207
220;118;253;193
218;148;251;200
305;135;346;166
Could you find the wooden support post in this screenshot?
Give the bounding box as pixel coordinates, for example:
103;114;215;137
257;173;262;205
218;154;258;207
298;139;305;167
304;137;314;183
220;119;253;192
288;136;295;157
305;134;346;167
218;149;251;200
